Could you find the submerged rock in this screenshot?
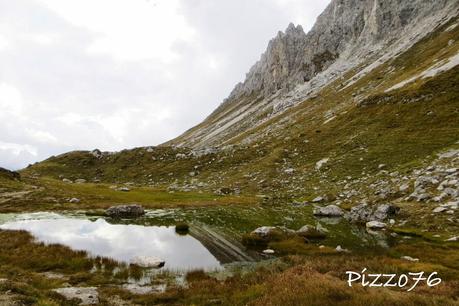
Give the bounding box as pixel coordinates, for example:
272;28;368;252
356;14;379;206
106;204;145;218
131;255;165;268
313;205;344;217
53;287;98;305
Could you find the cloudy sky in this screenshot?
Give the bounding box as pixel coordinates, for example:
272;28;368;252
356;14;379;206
0;0;330;170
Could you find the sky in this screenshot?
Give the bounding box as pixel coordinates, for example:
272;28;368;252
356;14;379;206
0;0;330;170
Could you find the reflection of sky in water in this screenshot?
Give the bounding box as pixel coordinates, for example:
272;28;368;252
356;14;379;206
0;217;221;271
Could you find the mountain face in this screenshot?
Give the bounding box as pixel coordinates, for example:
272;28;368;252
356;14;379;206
169;0;459;148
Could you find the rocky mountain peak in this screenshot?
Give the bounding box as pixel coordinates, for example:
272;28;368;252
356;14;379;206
227;0;455;101
229;23;307;99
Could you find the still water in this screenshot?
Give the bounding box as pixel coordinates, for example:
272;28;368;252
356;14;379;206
0;213;222;271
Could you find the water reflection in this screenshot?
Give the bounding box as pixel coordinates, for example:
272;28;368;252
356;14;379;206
0;215;221;271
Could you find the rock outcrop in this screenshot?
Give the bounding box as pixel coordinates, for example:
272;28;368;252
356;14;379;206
106;205;145;218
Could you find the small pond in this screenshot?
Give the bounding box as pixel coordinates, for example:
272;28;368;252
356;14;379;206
0;213;222;271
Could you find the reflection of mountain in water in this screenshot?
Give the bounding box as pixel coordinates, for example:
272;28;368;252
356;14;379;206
190;225;258;264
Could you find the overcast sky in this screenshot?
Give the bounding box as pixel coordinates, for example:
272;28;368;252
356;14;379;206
0;0;330;170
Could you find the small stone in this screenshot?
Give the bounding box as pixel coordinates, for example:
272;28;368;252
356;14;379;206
445;236;457;242
433;206;448;213
336;245;350;253
75;179;87;184
401;256;419;262
312;196;324;203
69;198;80;203
262;249;275;254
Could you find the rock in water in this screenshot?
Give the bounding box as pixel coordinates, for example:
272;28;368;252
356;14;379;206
131;256;165;268
53;287;98;305
313;205;344;217
106;205;145;218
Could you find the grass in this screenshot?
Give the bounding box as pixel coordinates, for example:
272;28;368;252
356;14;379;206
0;177;257;213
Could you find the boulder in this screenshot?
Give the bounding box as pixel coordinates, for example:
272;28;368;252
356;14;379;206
131;256;165;268
106;205;145;218
251;226;277;237
347;203;398;223
313;205;344;217
366;221;386;230
296;225;326;239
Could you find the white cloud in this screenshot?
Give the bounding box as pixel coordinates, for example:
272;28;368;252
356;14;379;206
0;34;9;50
37;0;195;61
0;83;24;115
0;0;331;170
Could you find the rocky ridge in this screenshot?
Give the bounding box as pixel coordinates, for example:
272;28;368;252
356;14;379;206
170;0;459;148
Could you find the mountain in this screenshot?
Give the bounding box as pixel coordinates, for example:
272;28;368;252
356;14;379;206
20;0;459;201
169;0;459;148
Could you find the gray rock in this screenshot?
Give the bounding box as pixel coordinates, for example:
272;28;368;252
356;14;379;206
312;196;324;203
366;221;386;230
62;178;72;183
106;205;145;218
347;203;399;223
335;245;350;253
433;206;448;213
251;226;277;237
53;287;98;305
313;205;344;217
75;179;87;184
69;198;80;203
